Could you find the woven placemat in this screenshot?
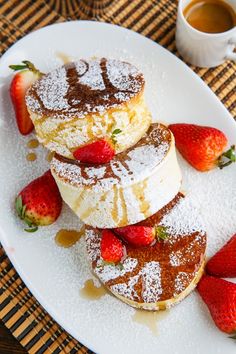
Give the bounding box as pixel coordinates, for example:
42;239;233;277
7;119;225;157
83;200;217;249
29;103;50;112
0;0;235;353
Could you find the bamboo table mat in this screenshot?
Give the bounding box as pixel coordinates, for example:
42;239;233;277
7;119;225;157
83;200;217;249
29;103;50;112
0;0;235;353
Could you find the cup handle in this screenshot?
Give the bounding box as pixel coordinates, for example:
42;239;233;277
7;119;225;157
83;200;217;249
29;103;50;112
225;37;236;61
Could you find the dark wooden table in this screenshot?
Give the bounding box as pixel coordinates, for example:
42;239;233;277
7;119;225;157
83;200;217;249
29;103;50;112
0;321;26;354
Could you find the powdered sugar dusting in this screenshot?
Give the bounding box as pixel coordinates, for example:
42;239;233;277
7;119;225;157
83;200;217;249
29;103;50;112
169;251;182;267
85;229;101;262
75;60;87;76
111;274;140;301
85;194;206;303
174;272;193;296
95;257;138;283
160;197;205;239
51;124;170;190
107;59;141;92
110;262;163;303
26;58;145;120
34;66;70;111
79;59;105;90
84;166;106;179
127;144;168;174
141;261;162;303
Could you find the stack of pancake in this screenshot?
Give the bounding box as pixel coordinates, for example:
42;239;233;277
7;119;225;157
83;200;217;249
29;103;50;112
26;58;206;310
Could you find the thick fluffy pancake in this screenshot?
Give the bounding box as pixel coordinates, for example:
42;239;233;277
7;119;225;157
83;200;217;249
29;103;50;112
51;124;182;228
85;193;207;310
26;58;151;158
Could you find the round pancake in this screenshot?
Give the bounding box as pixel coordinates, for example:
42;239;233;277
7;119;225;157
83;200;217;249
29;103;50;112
26;58;151;158
51;123;182;228
85;193;207;310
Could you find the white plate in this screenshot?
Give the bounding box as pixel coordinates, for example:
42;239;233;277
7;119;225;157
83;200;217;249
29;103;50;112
0;21;236;354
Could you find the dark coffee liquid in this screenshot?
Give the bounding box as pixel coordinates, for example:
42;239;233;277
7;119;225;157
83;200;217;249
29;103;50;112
184;0;236;33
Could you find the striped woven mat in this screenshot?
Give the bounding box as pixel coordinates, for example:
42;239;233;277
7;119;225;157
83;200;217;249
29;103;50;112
0;0;235;353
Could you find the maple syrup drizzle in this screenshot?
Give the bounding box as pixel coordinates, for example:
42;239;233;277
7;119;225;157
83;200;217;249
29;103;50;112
56;52;72;64
26;152;37;161
132;309;169;335
55;227;85;248
111;186;119;224
80;279;107;300
119;188;128;226
132;180;150;217
73;190;87;213
46;151;55;162
27;139;39;148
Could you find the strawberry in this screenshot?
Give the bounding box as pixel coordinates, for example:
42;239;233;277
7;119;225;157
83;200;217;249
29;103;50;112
169;123;235;171
100;230;124;263
9;61;42;135
15;170;62;232
114;225;168;247
197;275;236;334
206;234;236;278
73;138;115;164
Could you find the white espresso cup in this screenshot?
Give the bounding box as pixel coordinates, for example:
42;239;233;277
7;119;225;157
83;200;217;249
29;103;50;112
176;0;236;67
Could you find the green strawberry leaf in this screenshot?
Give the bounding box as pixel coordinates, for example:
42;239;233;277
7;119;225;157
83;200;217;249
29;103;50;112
98;260;123;269
15;195;38;233
15;195;23;218
9;60;43;76
155;226;169;241
229;333;236;340
9;64;29;71
117;262;124;270
111;128;122;144
24;217;33;227
24;226;38;233
218;145;236;169
21;204;27;218
112;129;122;135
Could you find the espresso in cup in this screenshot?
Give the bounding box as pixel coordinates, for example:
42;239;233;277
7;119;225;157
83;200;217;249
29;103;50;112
184;0;236;33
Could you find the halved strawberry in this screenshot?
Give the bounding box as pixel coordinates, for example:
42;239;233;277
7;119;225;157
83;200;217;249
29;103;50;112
15;170;62;232
169;123;235;171
206;233;236;278
197;275;236;335
9;61;42;135
100;230;124;263
114;225;168;247
73;138;115;164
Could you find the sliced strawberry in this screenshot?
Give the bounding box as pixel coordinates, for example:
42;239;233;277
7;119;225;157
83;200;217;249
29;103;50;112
197;275;236;334
101;230;124;263
169;123;235;171
9;61;42;135
114;225;168;247
15;170;62;232
206;233;236;277
73;138;115;163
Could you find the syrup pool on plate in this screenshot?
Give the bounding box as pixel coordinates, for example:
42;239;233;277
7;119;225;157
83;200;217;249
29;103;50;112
55;227;85;248
27;138;39;148
80;279;107;300
26;152;37;162
132;309;170;335
46;151;55;162
56;52;72;64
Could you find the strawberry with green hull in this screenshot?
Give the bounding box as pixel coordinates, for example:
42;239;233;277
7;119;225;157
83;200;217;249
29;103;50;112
9;61;42;135
73;129;121;163
100;230;124;264
197;275;236;336
206;233;236;278
114;225;168;247
15;170;62;232
169;123;235;172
